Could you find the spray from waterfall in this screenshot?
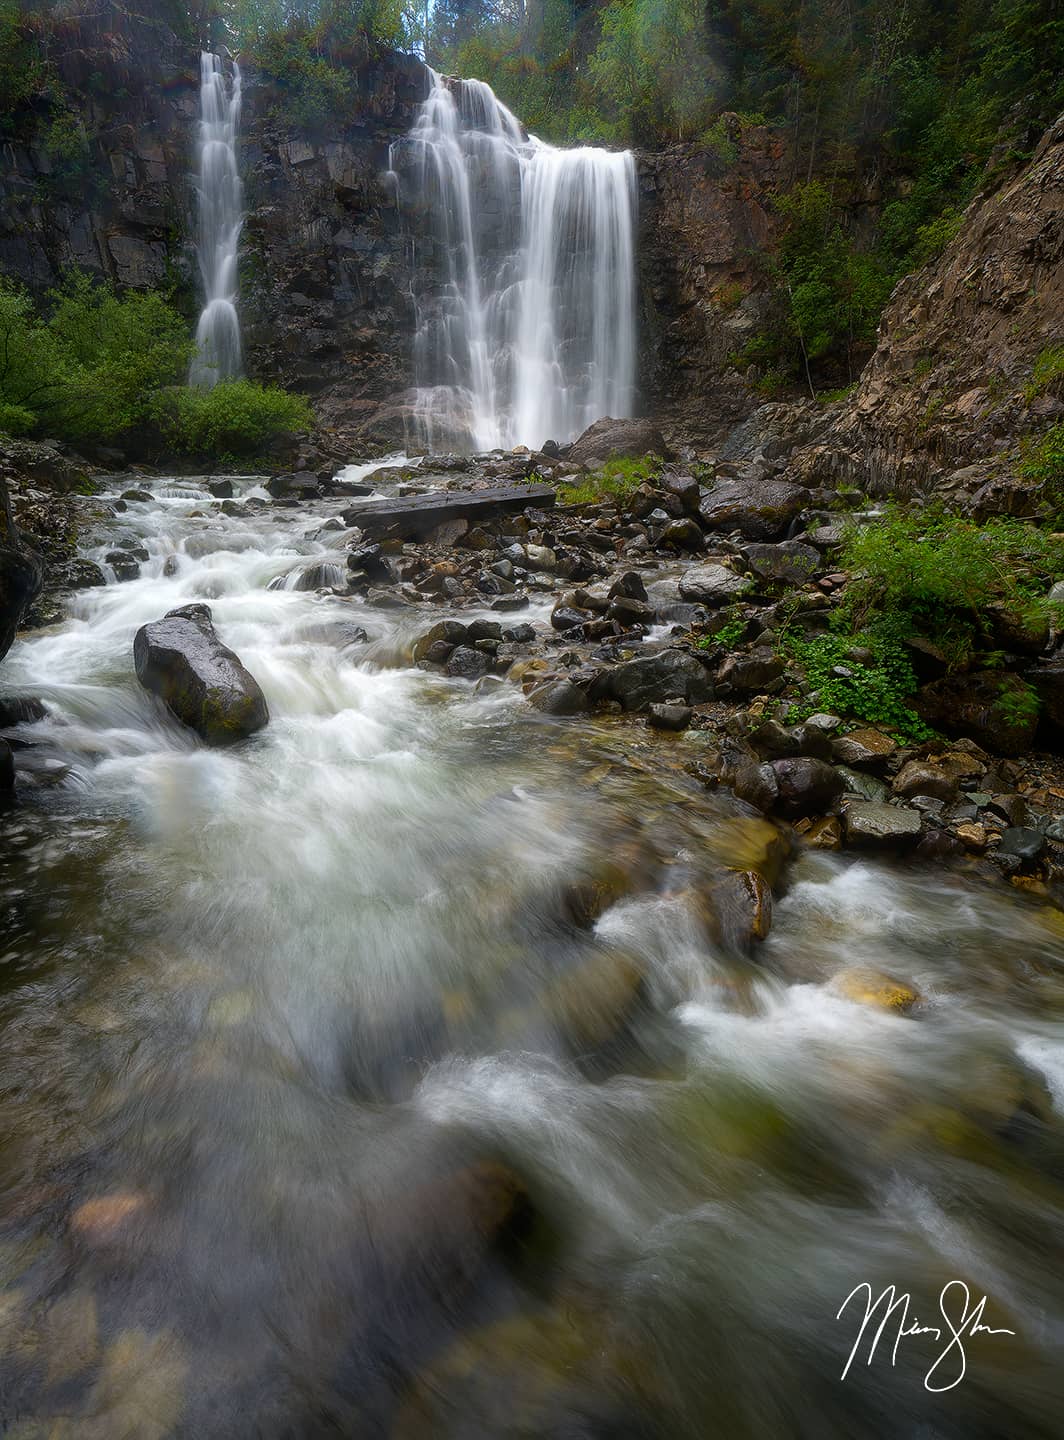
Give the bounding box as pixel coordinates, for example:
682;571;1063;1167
394;71;636;453
190;51;243;389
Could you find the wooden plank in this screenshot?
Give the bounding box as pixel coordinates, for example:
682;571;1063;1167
342;484;556;539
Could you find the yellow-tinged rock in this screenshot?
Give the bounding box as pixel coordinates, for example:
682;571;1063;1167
45;1289;99;1384
70;1193;146;1244
85;1329;187;1440
806;815;843;851
834;967;922;1014
702;816;791;889
954;821;988;851
545;948;646;1052
205;989;255;1027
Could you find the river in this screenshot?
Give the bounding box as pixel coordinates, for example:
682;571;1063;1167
1;470;1063;1438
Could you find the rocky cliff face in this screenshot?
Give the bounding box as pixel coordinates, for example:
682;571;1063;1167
237;49;427;447
636;125;790;449
0;5;199;295
795;111;1064;506
0;8;790;457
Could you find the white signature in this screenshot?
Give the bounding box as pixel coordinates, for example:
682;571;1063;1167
837;1281;1016;1392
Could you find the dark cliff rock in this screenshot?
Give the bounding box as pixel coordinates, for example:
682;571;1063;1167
0;4;200;296
636;125;790;450
239;49;428;438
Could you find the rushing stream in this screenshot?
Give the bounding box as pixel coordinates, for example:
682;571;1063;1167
2;474;1064;1437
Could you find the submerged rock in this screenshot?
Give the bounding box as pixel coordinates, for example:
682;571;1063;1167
133;603;269;745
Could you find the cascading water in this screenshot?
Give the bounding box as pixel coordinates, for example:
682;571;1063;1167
189;51;243;389
394;71;636;453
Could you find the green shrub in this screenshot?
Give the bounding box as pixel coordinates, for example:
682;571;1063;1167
558;455;659;506
0;273;190;443
149;381;314;456
44;274;191;441
0;400;34;435
838;507;1064;657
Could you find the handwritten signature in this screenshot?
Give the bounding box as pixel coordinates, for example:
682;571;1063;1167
837;1281;1016;1391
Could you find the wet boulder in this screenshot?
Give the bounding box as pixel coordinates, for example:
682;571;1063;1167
743;540;821;585
133;603;269;745
0;535;43;662
598;648;714;712
699;480;806;541
769;757;844;818
677;563;751;606
842;799;923;848
717;647;785;694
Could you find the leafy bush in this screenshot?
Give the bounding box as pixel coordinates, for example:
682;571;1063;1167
45;274;191;441
839;507;1064;658
148;381;314;456
784;625;934;742
0;273;190;442
0;400;34;435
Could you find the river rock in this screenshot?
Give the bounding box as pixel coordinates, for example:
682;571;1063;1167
133;604;269;745
0;737;13;791
648;701;692;730
445;646;490;679
842;799;923;847
742;540;821;584
769;758;844;817
526;678;590;715
892;760;959;803
608;571;649;602
996;826;1046;868
699;480;806;541
834;967;921;1013
677;563;750;606
659;518;704;550
830;727;897;768
51;557;107;590
717;647;785;693
600;648;714;711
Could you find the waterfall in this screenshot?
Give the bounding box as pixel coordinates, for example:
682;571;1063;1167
190;51;243;389
395;71;636;453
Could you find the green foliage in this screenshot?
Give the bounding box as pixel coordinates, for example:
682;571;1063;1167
1026;348;1064;403
149;380;314;456
783;507;1064;738
588;0;718;143
557;456;659;506
784;625;934;742
1019;423;1064;516
842;507;1064;618
0;0;47;129
0;400;34;436
0;273;189;443
44;274;191;441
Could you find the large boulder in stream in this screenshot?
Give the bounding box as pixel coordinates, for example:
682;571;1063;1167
133;603;269;745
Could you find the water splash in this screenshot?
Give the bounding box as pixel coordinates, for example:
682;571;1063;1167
395;71;636;453
190;52;243;389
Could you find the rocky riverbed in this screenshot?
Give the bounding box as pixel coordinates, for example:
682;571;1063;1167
1;434;1064;1435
